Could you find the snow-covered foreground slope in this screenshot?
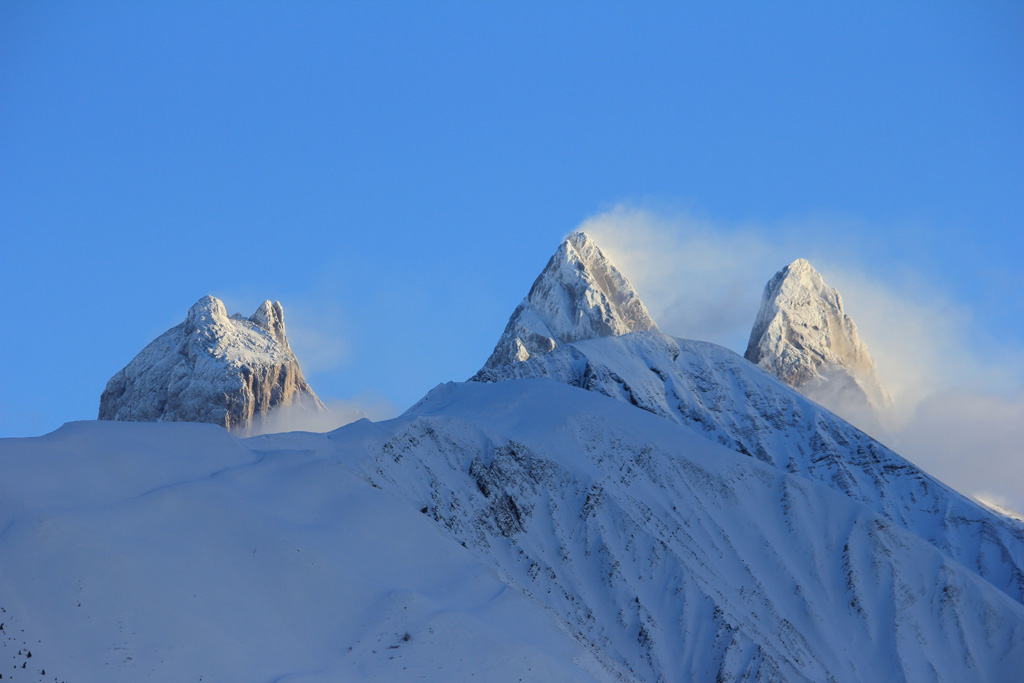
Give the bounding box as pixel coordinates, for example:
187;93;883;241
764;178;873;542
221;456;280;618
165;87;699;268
4;382;1019;679
261;379;1024;682
4;377;1023;681
0;421;603;682
474;332;1024;607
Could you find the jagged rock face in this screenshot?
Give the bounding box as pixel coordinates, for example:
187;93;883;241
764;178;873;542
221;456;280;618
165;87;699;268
479;231;658;372
99;296;323;430
745;259;892;416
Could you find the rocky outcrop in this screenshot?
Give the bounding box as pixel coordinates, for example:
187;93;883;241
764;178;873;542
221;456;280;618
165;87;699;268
99;295;323;430
745;259;892;417
478;231;658;372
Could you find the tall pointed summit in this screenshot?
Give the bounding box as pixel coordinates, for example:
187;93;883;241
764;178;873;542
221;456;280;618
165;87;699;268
479;231;659;371
99;295;324;430
745;259;892;416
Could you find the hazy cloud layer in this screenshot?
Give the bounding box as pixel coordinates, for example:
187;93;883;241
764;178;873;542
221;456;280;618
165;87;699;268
892;390;1024;516
579;206;1024;515
241;395;397;437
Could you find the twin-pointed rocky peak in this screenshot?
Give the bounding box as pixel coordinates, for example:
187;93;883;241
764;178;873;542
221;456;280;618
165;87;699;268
745;259;892;415
100;295;323;430
480;231;659;371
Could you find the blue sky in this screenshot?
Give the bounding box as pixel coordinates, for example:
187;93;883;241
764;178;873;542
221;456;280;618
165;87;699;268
2;1;1022;446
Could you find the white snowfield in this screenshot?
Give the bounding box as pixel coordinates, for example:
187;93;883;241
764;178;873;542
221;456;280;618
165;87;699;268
98;295;323;430
745;258;893;418
0;419;604;682
480;231;659;371
2;376;1022;681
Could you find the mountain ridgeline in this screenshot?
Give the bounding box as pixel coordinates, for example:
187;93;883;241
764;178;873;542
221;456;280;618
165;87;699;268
465;231;1023;678
45;230;1022;680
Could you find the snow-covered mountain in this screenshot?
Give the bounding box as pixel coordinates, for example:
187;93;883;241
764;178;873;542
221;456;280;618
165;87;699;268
355;379;1024;681
4;234;1022;681
745;259;893;419
99;295;323;430
479;231;658;371
475;237;1022;605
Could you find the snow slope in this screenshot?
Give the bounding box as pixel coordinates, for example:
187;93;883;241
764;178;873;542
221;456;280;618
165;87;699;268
474;331;1024;608
3;378;1022;681
0;421;603;682
479;231;658;371
99;296;323;430
257;379;1024;681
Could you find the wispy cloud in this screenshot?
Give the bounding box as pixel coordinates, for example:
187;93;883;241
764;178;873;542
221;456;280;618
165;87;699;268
280;300;352;374
578;205;1024;515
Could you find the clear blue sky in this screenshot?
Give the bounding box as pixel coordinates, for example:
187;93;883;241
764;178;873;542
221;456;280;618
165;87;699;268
2;1;1021;437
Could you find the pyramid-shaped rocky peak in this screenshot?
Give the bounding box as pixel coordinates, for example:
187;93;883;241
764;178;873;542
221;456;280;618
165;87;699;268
248;299;288;345
100;295;324;430
479;231;659;372
745;259;892;415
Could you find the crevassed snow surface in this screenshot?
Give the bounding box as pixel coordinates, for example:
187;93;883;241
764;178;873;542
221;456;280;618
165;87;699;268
3;376;1023;681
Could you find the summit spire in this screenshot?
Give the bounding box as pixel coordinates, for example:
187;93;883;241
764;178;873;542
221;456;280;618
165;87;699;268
479;231;658;371
745;259;892;416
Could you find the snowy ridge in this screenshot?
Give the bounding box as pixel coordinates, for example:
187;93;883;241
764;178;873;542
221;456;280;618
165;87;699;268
263;379;1023;682
99;295;323;430
745;259;893;417
479;232;658;371
474;331;1024;606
